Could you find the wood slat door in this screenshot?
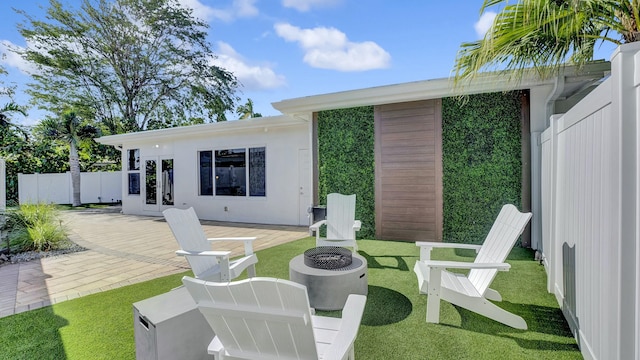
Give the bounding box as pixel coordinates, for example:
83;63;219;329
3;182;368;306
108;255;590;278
374;100;442;241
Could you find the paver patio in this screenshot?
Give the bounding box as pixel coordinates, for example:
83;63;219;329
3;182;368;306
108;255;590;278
0;206;308;318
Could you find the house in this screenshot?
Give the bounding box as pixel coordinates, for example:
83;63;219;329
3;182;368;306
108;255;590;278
96;115;311;226
98;62;610;248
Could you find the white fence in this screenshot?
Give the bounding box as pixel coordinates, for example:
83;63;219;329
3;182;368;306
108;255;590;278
540;42;640;360
18;171;122;205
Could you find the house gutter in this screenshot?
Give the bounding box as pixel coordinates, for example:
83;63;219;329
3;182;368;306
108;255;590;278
529;73;564;254
545;74;565;127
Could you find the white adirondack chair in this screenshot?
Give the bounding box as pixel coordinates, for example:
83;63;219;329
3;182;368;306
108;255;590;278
182;276;367;360
310;193;362;251
163;207;257;282
413;204;532;329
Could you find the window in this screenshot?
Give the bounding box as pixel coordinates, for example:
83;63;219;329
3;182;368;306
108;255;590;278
198;147;266;197
199;151;213;195
127;149;140;195
215;149;246;196
128;173;140;195
128;149;140;170
145;159;157;204
161;159;174;205
249;147;266;197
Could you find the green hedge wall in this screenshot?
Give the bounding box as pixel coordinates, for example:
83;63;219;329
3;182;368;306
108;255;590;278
316;93;523;244
317;106;375;239
441;92;523;244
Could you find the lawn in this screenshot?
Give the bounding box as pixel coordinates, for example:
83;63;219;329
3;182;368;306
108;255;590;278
0;237;581;359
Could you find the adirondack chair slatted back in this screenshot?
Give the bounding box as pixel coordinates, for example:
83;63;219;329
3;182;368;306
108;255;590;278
326;193;356;240
468;204;532;296
163;207;218;278
183;276;319;359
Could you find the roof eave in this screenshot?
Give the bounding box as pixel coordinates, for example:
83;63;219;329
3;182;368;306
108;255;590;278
271;63;611;115
96;115;303;147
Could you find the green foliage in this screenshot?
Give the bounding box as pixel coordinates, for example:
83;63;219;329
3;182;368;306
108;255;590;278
17;0;239;131
442;92;523;243
236;98;262;119
7;203;69;251
454;0;638;85
317;107;375;239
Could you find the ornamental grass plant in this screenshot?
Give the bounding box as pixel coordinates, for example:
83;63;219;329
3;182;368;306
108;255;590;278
6;203;69;252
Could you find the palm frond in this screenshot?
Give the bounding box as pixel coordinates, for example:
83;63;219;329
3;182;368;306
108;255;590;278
455;0;636;86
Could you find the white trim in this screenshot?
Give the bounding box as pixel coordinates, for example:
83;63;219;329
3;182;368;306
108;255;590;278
96;115;303;146
271;64;611;115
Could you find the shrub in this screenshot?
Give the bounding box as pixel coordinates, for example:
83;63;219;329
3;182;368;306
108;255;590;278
7;203;69;251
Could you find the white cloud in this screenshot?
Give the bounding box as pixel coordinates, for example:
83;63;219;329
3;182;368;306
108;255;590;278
0;40;37;75
475;11;497;38
234;0;259;17
178;0;258;22
178;0;219;22
212;41;286;90
274;23;390;71
282;0;342;12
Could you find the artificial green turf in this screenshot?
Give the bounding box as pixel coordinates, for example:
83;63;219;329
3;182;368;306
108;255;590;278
0;237;582;359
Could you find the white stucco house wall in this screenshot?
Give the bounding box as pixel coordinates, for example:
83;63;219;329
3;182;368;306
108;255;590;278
97;115;311;226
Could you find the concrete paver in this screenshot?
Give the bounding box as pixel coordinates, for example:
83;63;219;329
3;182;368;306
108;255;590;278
0;206;308;318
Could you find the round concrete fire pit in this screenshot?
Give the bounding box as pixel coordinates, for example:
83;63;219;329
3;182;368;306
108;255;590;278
289;248;368;311
303;246;352;269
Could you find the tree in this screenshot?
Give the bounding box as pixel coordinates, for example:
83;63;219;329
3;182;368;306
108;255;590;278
16;0;239;132
454;0;640;83
0;64;28;138
0;65;33;205
35;110;99;206
0;103;28;139
236;98;263;119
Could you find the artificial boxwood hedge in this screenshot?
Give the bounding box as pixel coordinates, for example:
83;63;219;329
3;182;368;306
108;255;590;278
317;106;376;239
442;91;523;244
317;92;523;244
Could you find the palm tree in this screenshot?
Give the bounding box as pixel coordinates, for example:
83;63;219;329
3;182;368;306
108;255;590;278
36;110;99;207
454;0;640;84
0;103;28;136
236;99;263;119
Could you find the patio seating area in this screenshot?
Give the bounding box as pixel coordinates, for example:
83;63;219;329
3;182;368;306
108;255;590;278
0;229;580;359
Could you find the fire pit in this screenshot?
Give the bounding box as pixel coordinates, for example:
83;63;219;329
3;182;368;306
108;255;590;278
304;246;352;270
289;247;368;311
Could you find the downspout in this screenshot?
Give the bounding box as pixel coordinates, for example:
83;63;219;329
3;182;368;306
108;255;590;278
545;73;565;127
531;73;564;255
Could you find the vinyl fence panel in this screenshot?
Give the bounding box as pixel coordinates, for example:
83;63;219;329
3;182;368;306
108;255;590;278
18;171;121;205
540;42;640;360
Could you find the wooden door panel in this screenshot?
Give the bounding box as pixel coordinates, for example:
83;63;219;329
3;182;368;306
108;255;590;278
375;100;442;242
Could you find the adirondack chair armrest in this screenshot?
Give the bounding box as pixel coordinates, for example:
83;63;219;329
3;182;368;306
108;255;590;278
422;259;511;271
325;294;367;359
309;220;327;231
353;220;362;231
175;249;231;258
228;254;258;275
416;241;483;261
178;250;233;281
310;220;327;241
207;237;257;256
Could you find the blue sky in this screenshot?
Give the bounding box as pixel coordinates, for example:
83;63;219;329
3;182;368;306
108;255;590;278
0;0;619;126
